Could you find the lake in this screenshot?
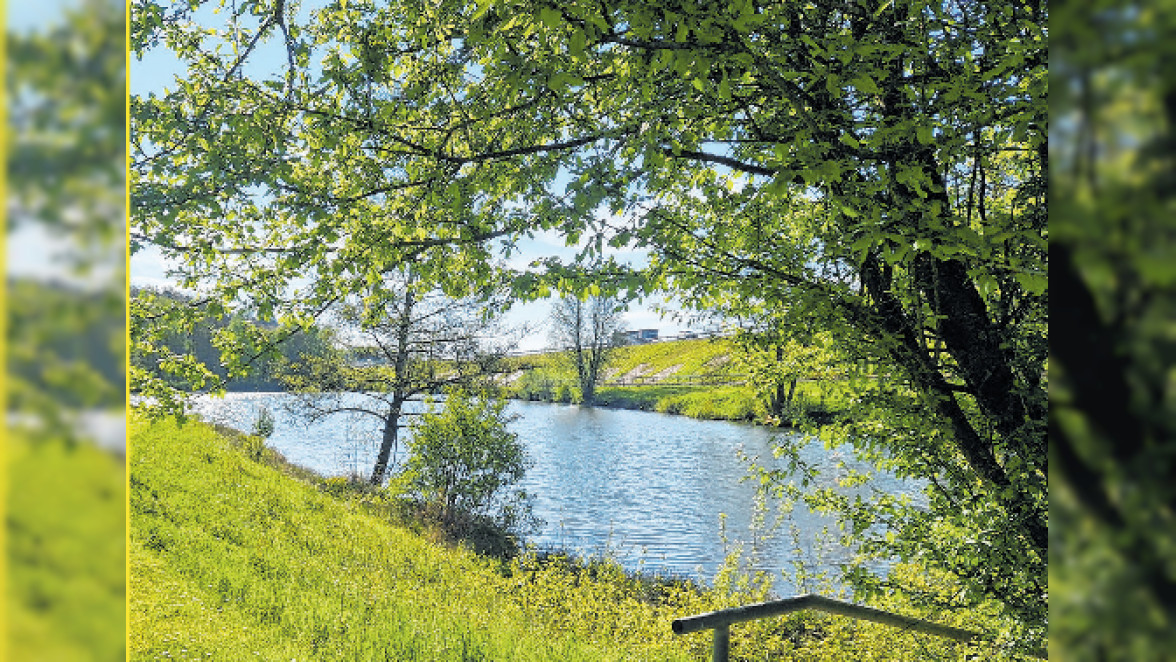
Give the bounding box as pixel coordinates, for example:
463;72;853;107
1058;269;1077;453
191;392;918;592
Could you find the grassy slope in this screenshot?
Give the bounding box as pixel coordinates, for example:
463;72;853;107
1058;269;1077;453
514;338;735;378
131;416;721;661
7;434;126;662
130;417;987;661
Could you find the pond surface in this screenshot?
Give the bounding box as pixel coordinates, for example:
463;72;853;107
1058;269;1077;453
191;392;918;592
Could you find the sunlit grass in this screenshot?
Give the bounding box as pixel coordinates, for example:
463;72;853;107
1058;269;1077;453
511;338;735;381
7;433;126;661
130;416;718;660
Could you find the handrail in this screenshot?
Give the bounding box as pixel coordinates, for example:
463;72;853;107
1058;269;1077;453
672;593;1047;661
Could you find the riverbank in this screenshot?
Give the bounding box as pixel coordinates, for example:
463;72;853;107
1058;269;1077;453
130;414;990;661
505;338;844;426
510;383;837;427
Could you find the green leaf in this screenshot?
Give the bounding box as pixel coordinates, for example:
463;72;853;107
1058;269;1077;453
718;76;731;100
568;28;586;56
852;74;880;95
538;7;561;29
976;274;999;298
1013;272;1046;296
835;202;860;218
548;72;583;92
825;74;841;96
471;0;494;21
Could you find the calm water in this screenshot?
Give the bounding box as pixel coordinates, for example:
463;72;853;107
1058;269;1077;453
191;392;917;591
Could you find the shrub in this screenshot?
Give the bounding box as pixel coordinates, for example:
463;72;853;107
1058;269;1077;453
552;384;572;402
398;388;535;539
251;405;275;439
238;407;277;462
511;370;555;401
241;434;267;461
318;474;382;499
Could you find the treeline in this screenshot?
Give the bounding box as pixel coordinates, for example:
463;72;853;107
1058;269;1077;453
8;278;124;410
130;286;334;392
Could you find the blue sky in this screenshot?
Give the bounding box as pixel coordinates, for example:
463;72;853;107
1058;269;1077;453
128;3;689;350
7;0;75;33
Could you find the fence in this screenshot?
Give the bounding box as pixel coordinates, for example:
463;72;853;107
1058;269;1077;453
672;594;1047;661
602;373;749;387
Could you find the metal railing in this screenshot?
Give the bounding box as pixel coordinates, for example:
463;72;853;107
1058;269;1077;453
672;594;1047;661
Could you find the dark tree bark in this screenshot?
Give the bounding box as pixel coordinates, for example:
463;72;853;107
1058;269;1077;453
370;404;403;485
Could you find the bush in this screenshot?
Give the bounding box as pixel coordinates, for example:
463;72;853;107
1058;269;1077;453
398;388;535;539
241;434;267;461
319;474;383;499
251;405;275;439
551;384;571;402
511;370;555;401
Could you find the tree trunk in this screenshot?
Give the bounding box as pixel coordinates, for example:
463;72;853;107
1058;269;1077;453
859;252;1047;556
370;286;416;485
369;407;402;485
771;344;788;417
581;378;596;406
576;343;597;406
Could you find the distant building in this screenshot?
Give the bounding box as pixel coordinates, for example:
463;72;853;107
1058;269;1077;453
625;328;660;343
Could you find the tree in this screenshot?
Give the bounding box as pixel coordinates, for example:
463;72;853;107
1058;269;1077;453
399;387;533;538
131;0;1046;648
726;320;840;424
8;3;128;660
548;294;625;406
1050;1;1176;657
11;0;126;433
278;271;517;485
7;280;125;412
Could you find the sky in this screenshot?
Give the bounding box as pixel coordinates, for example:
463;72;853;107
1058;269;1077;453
7;0;74;32
127;2;691;351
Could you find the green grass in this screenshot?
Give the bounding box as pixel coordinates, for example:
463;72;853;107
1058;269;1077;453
129;416;998;661
131;416;724;660
508;338;762;423
591;385;762;421
7;432;126;661
609;338;739;379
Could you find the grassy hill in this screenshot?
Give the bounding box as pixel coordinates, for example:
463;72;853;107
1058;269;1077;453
8;434;126;661
131;416;727;660
129;416;987;661
511;337;736;379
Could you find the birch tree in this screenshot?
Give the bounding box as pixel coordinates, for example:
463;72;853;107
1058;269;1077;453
279;272;516;485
